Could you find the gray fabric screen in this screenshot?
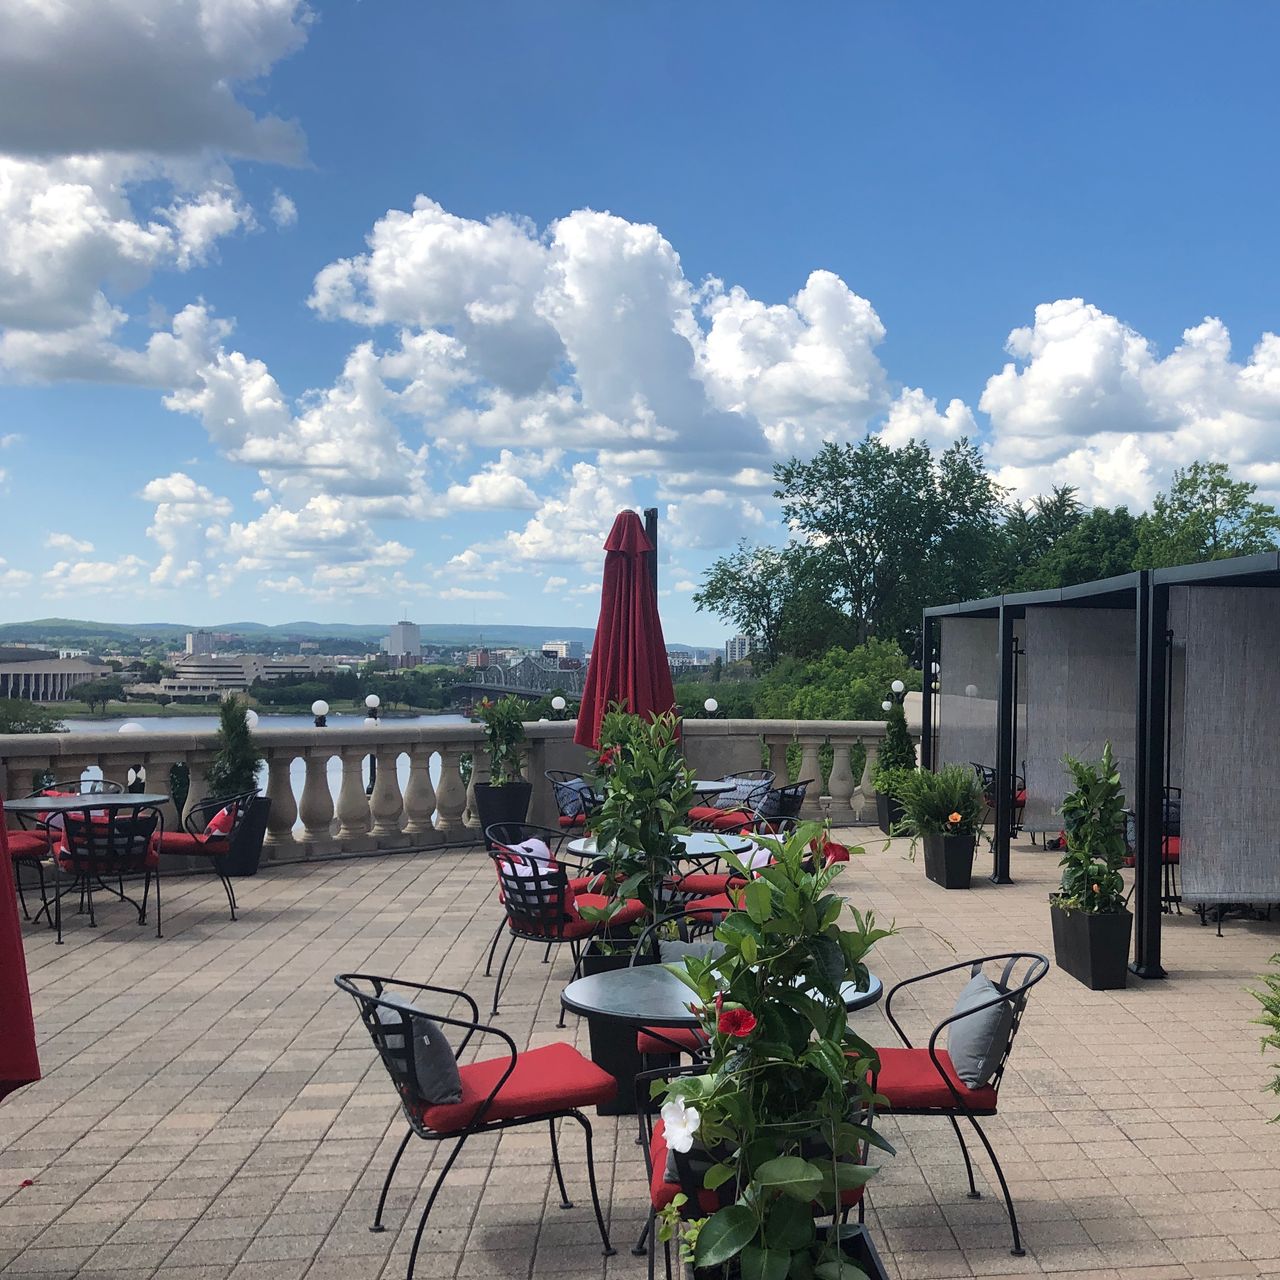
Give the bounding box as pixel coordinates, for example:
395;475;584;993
1180;586;1280;904
935;618;998;773
1022;608;1137;832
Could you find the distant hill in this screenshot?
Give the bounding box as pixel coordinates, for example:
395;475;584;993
0;618;699;651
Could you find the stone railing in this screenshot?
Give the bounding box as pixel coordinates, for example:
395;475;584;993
0;717;890;864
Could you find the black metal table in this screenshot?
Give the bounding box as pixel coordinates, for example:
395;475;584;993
561;965;883;1114
3;793;172;817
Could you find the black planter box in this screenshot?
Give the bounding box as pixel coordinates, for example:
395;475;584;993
1050;902;1131;990
876;791;905;836
223;795;271;877
922;832;975;889
693;1225;890;1280
473;780;532;847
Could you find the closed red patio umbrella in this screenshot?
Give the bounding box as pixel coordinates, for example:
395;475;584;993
0;801;40;1102
574;511;677;750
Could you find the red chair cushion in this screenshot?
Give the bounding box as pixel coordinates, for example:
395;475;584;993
1015;789;1027;806
57;846;159;872
873;1046;998;1113
649;1119;722;1213
558;814;587;829
7;830;50;858
682;890;746;916
571;894;645;928
156;832;231;857
205;806;235;836
708;810;753;833
418;1042;617;1132
1164;835;1180;862
637;1026;706;1056
670;871;744;896
688;805;724;825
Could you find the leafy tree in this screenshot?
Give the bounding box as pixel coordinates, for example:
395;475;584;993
692;540;799;668
1135;461;1280;569
993;485;1086;590
206;695;264;796
673;679;758;719
71;677;125;713
0;699;66;734
755;639;918;721
1019;505;1140;589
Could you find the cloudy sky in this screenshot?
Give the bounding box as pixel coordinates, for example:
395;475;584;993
2;2;1280;643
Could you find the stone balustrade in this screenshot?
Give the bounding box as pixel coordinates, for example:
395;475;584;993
0;717;890;863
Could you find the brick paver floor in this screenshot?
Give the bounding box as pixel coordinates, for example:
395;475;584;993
3;834;1279;1280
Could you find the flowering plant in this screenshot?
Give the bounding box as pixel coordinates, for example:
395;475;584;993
1052;742;1127;914
654;821;894;1275
475;695;531;786
886;764;985;860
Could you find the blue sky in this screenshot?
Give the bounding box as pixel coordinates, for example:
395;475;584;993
2;1;1280;645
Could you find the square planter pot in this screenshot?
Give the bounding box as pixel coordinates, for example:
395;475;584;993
1050;902;1132;990
922;832;976;889
876;791;905;836
473;780;532;847
223;795;271;877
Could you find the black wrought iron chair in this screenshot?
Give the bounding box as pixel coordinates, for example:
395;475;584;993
52;802;164;944
746;778;814;833
687;770;775;833
334;974;615;1280
154;791;256;921
872;952;1049;1256
546;770;602;830
629;907;724;1065
972;763;1029;840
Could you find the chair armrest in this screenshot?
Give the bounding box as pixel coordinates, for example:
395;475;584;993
883;953;1013;1049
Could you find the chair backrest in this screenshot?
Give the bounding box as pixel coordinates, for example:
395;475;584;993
630;907;722;966
30;777;126;797
490;847;573;938
712;773;775;811
545;771;599;820
484;822;566;857
61;804;162;874
186;792;256;839
760;779;811;820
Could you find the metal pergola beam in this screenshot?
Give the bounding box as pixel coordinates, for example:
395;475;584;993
1132;574;1168;979
992;604;1016;884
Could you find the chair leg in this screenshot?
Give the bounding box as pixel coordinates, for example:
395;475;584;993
217;866;238;920
371;1127;413;1232
633;1215;650;1257
54;864;64;944
492;932;518;1017
548;1119;573;1209
647;1210;656;1280
139;870;151;925
568;1110;615;1256
948;1114;980;1198
965;1114;1024;1256
543;940;553;964
405;1133;469;1280
13;861;30;921
483;918;504;977
154;867;162;939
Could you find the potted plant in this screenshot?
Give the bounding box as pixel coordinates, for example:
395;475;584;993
891;765;984;889
206;695;270;877
873;700;916;834
1049;742;1131;990
577;707;696;975
473;696;533;842
654;821;894;1280
1251;953;1280;1115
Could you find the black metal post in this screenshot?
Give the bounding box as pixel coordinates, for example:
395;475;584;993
992;604;1015;884
1132;573;1168;979
920;612;936;771
643;506;659;595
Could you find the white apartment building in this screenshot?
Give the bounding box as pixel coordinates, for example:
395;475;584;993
384;620;422;658
724;635;757;663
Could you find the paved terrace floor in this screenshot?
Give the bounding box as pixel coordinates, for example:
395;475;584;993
4;835;1280;1280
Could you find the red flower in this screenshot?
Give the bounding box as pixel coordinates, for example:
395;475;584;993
597;747;616;768
717;1007;757;1038
714;992;724;1016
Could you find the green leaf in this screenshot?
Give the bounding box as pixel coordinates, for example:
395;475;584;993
762;1195;815;1250
740;1244;790;1280
693;1204;757;1268
829;1162;878;1189
752;1155;825;1200
704;1161;736;1191
814;1261;871;1280
744;878;773;924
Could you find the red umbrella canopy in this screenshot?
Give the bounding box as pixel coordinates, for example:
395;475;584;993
574;511;677;750
0;801;40;1102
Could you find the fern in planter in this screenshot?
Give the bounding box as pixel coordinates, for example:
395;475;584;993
889;766;985;845
206;696;264;796
1252;954;1280;1117
476;696;531;785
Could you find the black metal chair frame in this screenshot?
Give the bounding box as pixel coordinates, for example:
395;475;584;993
545;770;602;827
166;791;257;921
50;802;164;944
878;952;1049;1257
971;762;1029;841
10;780;126;923
745;778;814;833
1123;785;1183;916
334;974;614;1280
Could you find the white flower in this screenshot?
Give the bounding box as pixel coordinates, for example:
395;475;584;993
660;1097;701;1153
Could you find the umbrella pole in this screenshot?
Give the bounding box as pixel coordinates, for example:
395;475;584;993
643;507;658;593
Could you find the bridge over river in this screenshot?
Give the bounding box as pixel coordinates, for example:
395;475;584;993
454;653;586;700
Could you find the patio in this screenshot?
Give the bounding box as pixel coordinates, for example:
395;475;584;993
2;836;1278;1280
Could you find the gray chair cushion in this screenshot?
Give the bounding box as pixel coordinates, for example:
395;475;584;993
658;938;726;964
375;992;463;1105
946;973;1016;1088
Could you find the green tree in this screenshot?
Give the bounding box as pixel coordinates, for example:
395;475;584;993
994;485;1086;590
1019;505;1140;589
206;695;264;796
755;639;918;721
71;677;125;713
692;540;800;668
1135;461;1280;569
0;699;67;734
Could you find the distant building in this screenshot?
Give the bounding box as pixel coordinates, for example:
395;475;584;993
466;648;491;669
159;653;331;696
667;649;696;670
0;657;113;701
724;635;757;664
57;648;88;660
186;629;215;656
384;620;422;658
542;639;584;661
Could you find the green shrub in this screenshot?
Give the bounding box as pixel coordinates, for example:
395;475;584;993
874;701;915;788
1252;954;1280;1117
1052;742;1127;913
206;696;263;796
892;765;985;839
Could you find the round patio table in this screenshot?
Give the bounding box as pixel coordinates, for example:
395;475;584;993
3;793;171;817
566;831;756;860
691;780;735;800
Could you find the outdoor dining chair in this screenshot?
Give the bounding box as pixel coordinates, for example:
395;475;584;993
546;770;602;830
871;952;1049;1256
687;770;775;833
154;790;256;922
488;844;644;1025
52;802;164;943
334;974;616;1280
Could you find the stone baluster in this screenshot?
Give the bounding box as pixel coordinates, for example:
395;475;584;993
464;751;488;832
370;745;405;840
434;747;468;839
403;745;440;842
857;739;880;821
335;749;372;842
825;738;857;824
263;750;298;849
765;737;790;783
797;738;824;820
182;753;212;831
299;749;335;847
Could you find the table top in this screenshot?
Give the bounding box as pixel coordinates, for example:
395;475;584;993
692;780;734;795
566;831;755;859
561;964;883;1028
3;793;172;815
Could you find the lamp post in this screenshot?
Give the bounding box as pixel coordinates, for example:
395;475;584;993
364;693;380;794
312;699;329;728
703;697;720;719
245;708;260;729
551;694;567;721
884;679;906;711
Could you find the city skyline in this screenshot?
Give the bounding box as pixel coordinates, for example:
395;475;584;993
3;4;1280;644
